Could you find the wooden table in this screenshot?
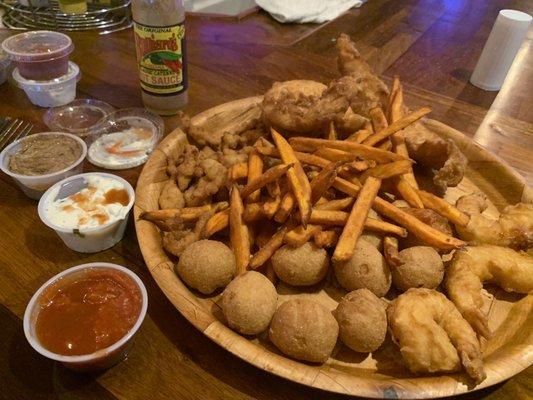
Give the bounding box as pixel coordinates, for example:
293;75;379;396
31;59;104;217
1;1;532;399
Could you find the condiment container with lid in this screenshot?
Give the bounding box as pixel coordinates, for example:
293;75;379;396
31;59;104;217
0;49;11;85
13;61;80;108
43;99;115;138
38;172;135;253
0;132;87;200
1;30;74;80
24;262;148;372
88;108;164;169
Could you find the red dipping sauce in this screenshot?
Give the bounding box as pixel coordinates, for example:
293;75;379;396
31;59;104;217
34;267;143;356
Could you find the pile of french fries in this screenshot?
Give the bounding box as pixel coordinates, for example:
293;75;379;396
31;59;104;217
141;77;470;278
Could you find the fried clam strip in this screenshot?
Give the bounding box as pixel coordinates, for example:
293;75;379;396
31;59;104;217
271;129;312;227
240;163;293;198
230;185;250;275
333;176;382;262
331;177;465;250
289;137;404;163
417;190;469;226
445;245;533;338
362;107;432;147
246;146;264;202
309;209;407;237
140;203;228;222
387;288;486;384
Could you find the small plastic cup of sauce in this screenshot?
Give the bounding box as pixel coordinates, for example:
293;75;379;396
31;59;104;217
24;263;148;372
38;172;135;253
1;30;74;80
0;132;87;200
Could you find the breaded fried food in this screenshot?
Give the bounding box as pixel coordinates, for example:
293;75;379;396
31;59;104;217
334;289;387;353
272;242;329;286
177;240;236;294
269;298;339;363
262;80;327;134
387;288;485;383
159;179;185;210
333;238;391;297
392;246;444;292
222;271;277;335
456;193;533;250
445;245;533;338
403;122;467;194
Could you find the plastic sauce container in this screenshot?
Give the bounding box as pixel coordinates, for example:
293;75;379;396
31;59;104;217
0;132;87;200
0;49;11;85
13;61;80;108
1;30;73;80
38;172;135;253
24;263;147;372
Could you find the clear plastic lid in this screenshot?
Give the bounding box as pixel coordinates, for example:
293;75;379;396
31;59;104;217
12;61;80;91
44;99;115;137
0;48;10;68
87;108;164;170
2;30;74;62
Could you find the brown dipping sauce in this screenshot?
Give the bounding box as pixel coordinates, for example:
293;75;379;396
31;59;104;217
9;134;82;176
35;267;142;356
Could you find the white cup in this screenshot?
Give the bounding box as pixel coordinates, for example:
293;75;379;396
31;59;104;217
38;172;135;253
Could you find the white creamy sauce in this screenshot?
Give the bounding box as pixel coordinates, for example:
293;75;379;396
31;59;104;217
45;175;129;230
88;126;155;169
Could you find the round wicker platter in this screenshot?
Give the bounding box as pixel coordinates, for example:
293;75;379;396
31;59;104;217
134;96;533;399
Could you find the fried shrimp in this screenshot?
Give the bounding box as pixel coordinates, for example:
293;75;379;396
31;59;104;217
445;245;533;338
387;288;485;383
455;194;533;250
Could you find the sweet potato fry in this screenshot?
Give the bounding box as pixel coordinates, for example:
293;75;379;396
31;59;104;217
139;203;225;222
396;176;424;208
256;223;277;248
230;185;250;275
314;230;339;248
362;107;431;147
243;203;265;222
327;121;337;140
346;129;372;143
204;210;229;237
289;137;405;163
370;108;388;133
314;147;358;162
285;224;323;247
333;177;382;262
417;190;470;226
241;163;293;199
271;129;312;227
360;159;413;181
249;225;289;269
315;197;354;211
388;76;404;124
256;146;330;169
383;236;401;267
343;160;374;172
378;140;392;151
263;195;282;218
273;192;295;223
247;147;263;203
230;163;248;181
310;161;341;204
266;180;281;198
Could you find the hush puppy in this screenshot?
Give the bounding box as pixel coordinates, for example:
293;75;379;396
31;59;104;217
177;240;236;294
334;289;387;353
392;246;444;292
222;271;277;335
334;239;391;297
269;298;339;363
272;242;329;286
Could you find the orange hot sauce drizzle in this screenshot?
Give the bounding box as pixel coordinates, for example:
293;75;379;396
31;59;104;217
35;268;142;356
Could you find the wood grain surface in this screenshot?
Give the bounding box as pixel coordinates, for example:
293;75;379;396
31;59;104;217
0;0;532;398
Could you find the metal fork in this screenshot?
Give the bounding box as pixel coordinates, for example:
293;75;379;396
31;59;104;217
0;118;34;151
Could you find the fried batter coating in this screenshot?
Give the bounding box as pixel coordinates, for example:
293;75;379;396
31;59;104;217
159;179;185;210
392;246;444;292
387;288;485;383
445;245;533;338
403;122;467;194
456;194;533;250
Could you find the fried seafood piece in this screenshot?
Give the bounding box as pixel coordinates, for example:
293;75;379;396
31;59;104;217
455;193;533;250
184;158;228;206
403;122;467;194
445;245;533;338
159;179;185;210
387;288;485;383
162;210;215;257
261;80;327;134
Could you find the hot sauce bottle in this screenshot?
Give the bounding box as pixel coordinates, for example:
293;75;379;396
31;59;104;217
132;0;188;115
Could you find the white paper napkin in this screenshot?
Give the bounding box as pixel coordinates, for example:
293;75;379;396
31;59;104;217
255;0;364;24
